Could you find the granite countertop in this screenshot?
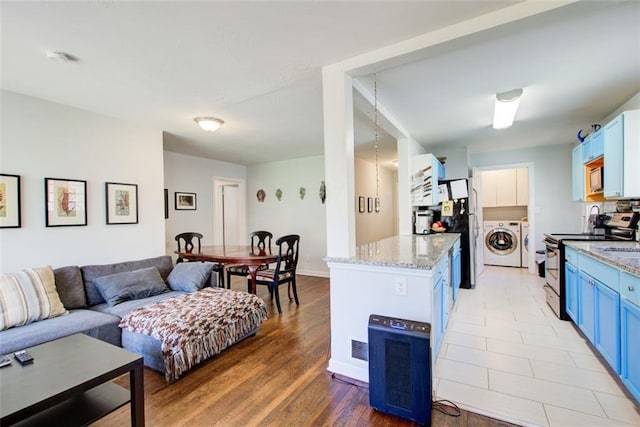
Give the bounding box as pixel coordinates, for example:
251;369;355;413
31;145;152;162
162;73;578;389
324;233;461;270
564;240;640;276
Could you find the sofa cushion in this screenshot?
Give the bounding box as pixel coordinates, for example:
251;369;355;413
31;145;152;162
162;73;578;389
0;309;122;354
167;262;214;292
91;290;185;318
54;266;87;309
93;267;169;307
82;255;173;306
0;266;68;331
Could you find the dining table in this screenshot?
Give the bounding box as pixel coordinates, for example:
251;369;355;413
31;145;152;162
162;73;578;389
176;245;278;294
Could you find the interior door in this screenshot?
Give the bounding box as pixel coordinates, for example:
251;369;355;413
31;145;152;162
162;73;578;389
222;185;240;246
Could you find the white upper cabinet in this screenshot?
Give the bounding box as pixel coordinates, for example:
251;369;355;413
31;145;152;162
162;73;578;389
481;168;527;207
604;110;640;199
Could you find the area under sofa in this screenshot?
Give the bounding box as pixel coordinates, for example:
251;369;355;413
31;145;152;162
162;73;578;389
0;255;268;381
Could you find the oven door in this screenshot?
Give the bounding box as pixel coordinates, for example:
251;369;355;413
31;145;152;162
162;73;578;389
544;239;560;294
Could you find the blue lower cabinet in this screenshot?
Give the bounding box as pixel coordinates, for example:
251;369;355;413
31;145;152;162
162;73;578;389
432;277;444;358
578;271;596;342
565;263;579;322
595;281;621;373
621;298;640;403
452;249;461;302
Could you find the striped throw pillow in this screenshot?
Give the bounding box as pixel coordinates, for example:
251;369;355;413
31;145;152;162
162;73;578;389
0;265;68;331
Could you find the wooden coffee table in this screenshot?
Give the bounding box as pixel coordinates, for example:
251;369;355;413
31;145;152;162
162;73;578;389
0;333;144;426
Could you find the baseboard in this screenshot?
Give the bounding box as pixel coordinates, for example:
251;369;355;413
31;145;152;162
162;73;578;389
297;269;329;278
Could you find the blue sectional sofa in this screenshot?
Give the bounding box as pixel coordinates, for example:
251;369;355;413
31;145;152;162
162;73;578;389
0;256;226;375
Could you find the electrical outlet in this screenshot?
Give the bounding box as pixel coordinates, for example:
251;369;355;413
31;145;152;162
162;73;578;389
394;278;407;296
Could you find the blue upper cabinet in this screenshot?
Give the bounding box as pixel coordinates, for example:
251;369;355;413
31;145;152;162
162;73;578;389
604;110;640;199
572;145;585;201
582;128;604;164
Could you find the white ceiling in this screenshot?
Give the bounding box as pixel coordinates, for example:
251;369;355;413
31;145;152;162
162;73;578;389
2;1;639;168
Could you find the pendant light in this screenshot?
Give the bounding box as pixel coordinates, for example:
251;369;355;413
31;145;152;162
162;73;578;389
373;73;380;213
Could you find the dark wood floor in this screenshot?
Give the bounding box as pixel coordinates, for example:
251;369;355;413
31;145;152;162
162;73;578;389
93;275;517;426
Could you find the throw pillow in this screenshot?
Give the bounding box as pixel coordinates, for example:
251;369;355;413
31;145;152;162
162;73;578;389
93;267;169;307
166;262;215;292
0;265;68;331
53;265;87;309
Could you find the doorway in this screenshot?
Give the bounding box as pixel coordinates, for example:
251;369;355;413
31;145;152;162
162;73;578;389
472;164;535;276
213;178;247;246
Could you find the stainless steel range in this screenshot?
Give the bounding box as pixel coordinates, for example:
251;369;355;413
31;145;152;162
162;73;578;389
543;211;639;320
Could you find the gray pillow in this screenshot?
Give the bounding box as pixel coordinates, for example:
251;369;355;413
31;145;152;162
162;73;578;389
167;262;214;292
53;265;87;309
81;256;174;306
93;267;169;307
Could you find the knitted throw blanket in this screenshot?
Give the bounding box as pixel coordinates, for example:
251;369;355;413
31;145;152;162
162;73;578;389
119;288;268;381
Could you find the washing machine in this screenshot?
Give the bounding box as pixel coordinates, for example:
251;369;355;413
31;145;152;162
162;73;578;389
483;221;521;267
521;221;529;268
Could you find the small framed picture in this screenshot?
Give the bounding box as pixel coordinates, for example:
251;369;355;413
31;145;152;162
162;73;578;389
164;189;169;219
45;177;87;227
105;182;138;224
175;192;197;210
375;197;381;213
367;197;373;213
358;196;365;213
0;174;21;228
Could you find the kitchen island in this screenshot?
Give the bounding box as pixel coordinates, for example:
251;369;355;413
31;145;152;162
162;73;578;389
562;240;640;403
325;233;460;382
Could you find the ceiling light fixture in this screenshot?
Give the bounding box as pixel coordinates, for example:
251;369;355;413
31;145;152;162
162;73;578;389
194;116;224;132
492;88;523;129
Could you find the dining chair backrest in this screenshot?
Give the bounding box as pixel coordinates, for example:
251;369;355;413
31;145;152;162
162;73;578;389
274;234;300;275
251;231;272;252
175;232;203;254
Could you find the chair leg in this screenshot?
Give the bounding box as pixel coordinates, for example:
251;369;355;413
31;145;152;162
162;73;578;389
291;277;299;305
226;270;232;289
287;283;292;300
273;285;282;314
218;268;225;289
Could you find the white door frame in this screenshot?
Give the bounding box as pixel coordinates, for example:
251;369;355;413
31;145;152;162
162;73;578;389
472;162;536;275
213;177;247;246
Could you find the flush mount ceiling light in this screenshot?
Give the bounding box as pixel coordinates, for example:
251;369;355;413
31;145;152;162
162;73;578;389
492;88;523;129
194;116;224;132
46;51;75;63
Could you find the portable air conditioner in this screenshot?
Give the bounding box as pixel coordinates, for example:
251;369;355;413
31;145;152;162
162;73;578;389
368;314;432;426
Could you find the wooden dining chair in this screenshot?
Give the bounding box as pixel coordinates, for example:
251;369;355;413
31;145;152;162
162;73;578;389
254;234;300;314
175;232;224;288
226;231;273;289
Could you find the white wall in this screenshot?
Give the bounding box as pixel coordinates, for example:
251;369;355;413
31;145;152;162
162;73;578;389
354;158;397;245
0;90;165;273
431;146;469;180
163;151;247;254
247;156;327;277
470;144;581;249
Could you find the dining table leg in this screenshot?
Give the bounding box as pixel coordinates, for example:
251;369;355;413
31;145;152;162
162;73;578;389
247;264;259;294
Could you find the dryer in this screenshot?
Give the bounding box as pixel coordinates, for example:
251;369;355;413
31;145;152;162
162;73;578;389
521;221;529;268
484;221;521;267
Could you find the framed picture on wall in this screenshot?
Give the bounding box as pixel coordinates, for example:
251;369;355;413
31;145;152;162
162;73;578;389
375;197;380;213
367;197;373;213
175;192;197;210
0;174;21;228
358;196;365;213
45;177;87;227
164;188;169;218
105;182;138;224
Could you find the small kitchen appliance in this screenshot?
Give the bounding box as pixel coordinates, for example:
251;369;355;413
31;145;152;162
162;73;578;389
415;210;434;234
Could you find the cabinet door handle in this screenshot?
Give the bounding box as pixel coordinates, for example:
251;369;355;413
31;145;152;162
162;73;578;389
630;286;635;292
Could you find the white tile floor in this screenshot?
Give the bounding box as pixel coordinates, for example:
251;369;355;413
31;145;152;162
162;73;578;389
434;265;640;427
